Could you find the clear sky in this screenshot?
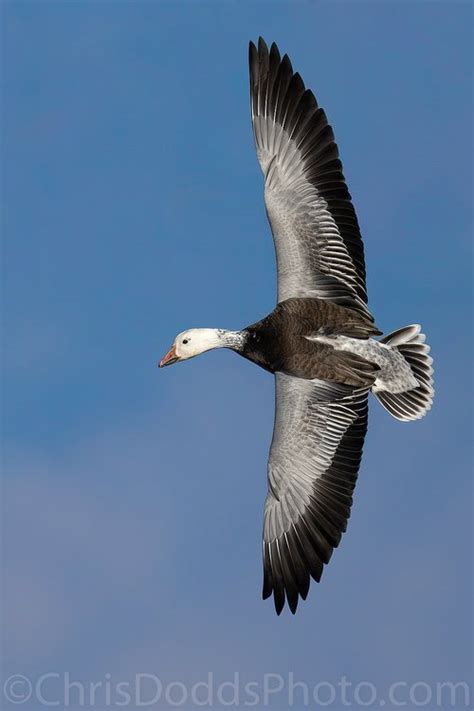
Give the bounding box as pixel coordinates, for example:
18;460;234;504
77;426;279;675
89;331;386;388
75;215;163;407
2;1;472;709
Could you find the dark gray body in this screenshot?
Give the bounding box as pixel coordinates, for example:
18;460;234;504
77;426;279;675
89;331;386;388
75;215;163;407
241;297;381;386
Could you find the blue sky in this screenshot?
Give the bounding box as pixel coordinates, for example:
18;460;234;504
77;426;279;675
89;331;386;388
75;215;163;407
2;1;472;709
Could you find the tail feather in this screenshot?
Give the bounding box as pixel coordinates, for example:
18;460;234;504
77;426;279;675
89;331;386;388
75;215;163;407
375;324;434;422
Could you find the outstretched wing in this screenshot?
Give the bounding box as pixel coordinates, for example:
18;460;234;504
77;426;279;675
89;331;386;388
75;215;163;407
249;38;373;320
263;373;369;614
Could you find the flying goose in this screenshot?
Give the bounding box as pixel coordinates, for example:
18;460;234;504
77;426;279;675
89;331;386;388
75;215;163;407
159;39;434;615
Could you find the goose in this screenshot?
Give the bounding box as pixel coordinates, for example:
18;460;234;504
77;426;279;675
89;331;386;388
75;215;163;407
159;38;434;615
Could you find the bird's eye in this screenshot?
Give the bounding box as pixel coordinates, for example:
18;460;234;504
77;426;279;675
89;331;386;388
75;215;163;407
182;339;189;345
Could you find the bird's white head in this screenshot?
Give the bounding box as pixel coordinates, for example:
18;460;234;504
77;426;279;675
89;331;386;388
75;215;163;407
159;328;243;367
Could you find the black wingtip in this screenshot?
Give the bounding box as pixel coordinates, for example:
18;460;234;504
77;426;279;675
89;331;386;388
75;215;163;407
269;42;281;68
248;40;257;61
274;599;284;616
273;588;285;615
249;39;283;87
248;41;259;88
287;596;299;615
280;53;293;75
262;577;273;600
258;36;269;55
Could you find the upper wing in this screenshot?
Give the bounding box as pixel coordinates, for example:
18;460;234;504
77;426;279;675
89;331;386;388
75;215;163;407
263;372;369;614
249;38;372;319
